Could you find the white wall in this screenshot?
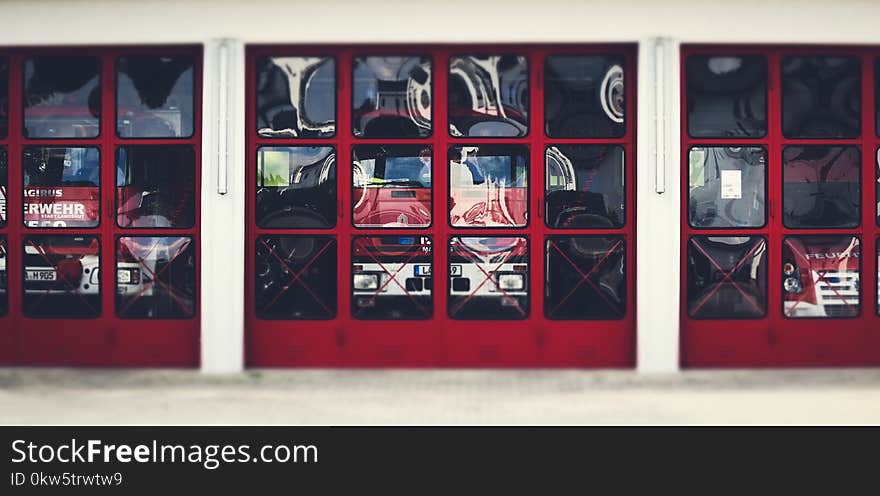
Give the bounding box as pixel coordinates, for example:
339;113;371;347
2;0;879;373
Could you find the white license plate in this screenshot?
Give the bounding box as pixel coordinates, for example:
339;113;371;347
25;269;57;282
414;265;431;276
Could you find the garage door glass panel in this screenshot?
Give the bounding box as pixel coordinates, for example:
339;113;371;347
117;55;194;138
688;146;766;228
0;147;6;228
353;145;431;228
544;55;625;138
782;56;861;139
256;146;336;228
545;145;624;228
255;235;337;320
352;56;432;138
352;235;432;320
545;236;625;320
448;55;529;137
116;146;195;228
116;236;195;318
256;56;336;138
0;236;6;316
23;146;100;228
22;235;101;318
24;56;101;138
686;55;767;138
448;236;529;320
449;145;528;228
783;235;860;318
687;236;767;319
783;145;860;229
0;57;7;138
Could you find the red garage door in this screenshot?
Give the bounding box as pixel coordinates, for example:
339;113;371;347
681;45;880;367
0;46;202;367
245;45;637;367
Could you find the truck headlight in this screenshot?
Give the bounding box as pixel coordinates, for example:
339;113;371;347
496;273;525;291
353;273;380;290
117;268;140;285
783;277;802;294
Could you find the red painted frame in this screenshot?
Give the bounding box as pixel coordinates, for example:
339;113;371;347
0;45;202;367
680;45;880;367
245;44;637;367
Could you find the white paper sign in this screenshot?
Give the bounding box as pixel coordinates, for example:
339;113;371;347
720;170;742;200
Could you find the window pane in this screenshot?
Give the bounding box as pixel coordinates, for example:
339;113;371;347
116;146;195;228
352;235;432;320
0;57;7;139
688;146;766;228
686;55;767;138
255;235;337;319
687;236;767;319
545;236;625;320
23;147;100;228
256;56;335;138
353;145;431;228
545;145;624;228
544;55;624;138
24;56;101;138
783;146;860;229
0;236;6;316
449;145;528;227
352;56;432;138
448;236;529;320
0;147;6;227
783;235;860;318
782;56;860;139
117;55;194;138
116;236;195;318
256;146;336;228
449;55;528;137
23;235;101;318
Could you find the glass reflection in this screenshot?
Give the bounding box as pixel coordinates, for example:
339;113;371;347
353;56;431;138
783;235;860;318
545;236;625;320
686;55;767;138
116;146;195;228
256;56;335;138
448;236;529;320
545;145;624;228
0;237;6;316
0;147;6;227
23;147;100;228
448;55;528;137
24;56;101;138
116;236;195;319
544;55;625;138
351;235;432;320
0;57;7;138
688;146;765;228
353;145;431;228
256;147;336;228
687;236;767;319
22;235;101;318
255;235;337;320
782;56;861;138
117;55;194;138
783;146;860;229
449;145;528;227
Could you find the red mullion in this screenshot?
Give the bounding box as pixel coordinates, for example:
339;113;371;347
528;48;544;366
447;137;530;146
432;48;450;366
99;51;116;363
686;138;768;147
254;228;337;237
779;139;863;146
254;139;340;148
542;137;628;145
335;49;353;365
112;138;199;147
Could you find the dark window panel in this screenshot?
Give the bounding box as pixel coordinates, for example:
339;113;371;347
448;236;529;320
688;146;766;228
545;236;626;320
448;55;528;137
22;235;101;318
687;236;767;319
116;146;195;229
353;145;432;228
0;236;6;316
783;146;860;229
783;235;860;319
116;236;195;319
544;55;625;138
24;56;101;138
117;55;195;138
352;56;432;138
255;235;337;320
545;145;625;229
256;56;335;138
0;57;7;139
782;56;860;139
256;146;336;228
351;235;433;320
686;55;767;138
22;147;100;228
0;147;6;228
449;145;528;228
